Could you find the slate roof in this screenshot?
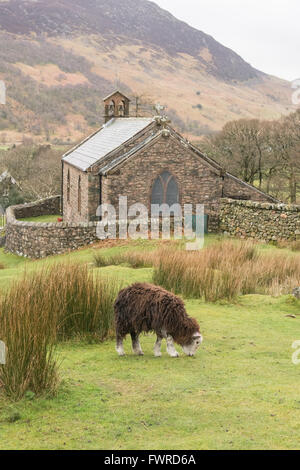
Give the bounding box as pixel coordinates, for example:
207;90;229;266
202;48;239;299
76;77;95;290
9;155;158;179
62;117;154;171
102;90;131;102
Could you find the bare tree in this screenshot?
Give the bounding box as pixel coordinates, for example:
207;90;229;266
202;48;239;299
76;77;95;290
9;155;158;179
202;113;300;203
0;144;61;201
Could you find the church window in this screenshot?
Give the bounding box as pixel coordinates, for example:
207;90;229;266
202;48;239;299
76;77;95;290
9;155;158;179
151;171;179;206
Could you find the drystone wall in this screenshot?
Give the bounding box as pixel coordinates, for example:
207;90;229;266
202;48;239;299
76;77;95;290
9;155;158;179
219;198;300;242
5;196;99;258
11;195;61;219
6;195;297;259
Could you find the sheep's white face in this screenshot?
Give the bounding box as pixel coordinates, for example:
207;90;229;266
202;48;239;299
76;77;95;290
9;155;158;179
182;333;203;357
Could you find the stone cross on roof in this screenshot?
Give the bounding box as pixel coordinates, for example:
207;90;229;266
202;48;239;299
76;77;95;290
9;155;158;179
154;103;165;116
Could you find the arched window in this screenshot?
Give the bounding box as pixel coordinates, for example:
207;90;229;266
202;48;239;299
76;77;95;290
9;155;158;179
151;171;179;206
118;100;125;117
108;100;115;117
78;175;81;214
67;169;70;203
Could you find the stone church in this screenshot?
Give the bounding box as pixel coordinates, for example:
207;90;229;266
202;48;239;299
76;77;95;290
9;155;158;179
62;91;276;229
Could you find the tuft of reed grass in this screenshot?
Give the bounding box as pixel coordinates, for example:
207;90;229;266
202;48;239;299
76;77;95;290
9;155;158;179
93;250;155;269
0;278;59;401
152;241;300;302
0;264;120;400
276;240;300;252
44;264;119;342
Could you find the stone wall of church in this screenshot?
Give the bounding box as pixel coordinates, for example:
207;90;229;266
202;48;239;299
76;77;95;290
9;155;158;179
92;133;274;230
62;162;89;224
62;130;276;231
99;135;222;227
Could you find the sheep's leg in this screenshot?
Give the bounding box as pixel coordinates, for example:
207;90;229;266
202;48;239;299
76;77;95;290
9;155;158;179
166;335;179;358
131;332;144;356
116;336;125;356
154;335;163;357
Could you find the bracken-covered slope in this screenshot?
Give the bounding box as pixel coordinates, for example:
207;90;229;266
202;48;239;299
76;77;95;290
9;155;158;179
0;0;261;82
0;0;294;143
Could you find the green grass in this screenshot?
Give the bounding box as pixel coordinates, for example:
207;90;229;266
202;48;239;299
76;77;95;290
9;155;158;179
18;215;61;223
0;239;159;290
0;236;300;449
0;295;299;450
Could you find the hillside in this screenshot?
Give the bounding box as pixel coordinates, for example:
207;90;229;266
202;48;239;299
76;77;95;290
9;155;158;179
0;0;294;144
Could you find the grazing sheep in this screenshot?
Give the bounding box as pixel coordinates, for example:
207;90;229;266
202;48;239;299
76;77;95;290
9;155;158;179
114;283;203;357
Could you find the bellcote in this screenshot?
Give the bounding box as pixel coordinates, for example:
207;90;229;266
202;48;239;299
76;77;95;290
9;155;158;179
103;91;130;123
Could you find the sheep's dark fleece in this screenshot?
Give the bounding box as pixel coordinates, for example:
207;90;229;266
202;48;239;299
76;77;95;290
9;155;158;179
114;283;201;350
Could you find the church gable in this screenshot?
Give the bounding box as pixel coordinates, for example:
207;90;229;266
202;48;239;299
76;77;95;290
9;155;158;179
98;127;223;177
101;129;225;212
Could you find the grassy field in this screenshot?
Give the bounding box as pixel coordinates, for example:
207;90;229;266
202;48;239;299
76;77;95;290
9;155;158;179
18;214;61;223
0;237;299;450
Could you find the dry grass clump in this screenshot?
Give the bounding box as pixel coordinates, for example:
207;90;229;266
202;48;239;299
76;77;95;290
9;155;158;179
152;241;300;302
291;241;300;252
276;240;300;252
93;250;155;269
45;264;119;341
0;277;58;400
0;264;119;400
